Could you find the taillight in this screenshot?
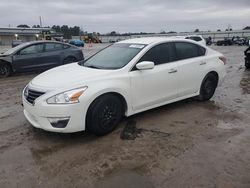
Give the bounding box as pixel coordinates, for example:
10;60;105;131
219;56;227;65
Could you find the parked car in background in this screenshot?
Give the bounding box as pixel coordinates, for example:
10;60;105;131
12;40;23;47
205;37;212;45
185;35;206;45
22;37;226;136
216;38;233;46
244;46;250;69
69;39;84;47
232;37;248;46
0;41;84;77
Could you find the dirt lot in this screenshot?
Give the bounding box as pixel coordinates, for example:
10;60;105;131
0;44;250;188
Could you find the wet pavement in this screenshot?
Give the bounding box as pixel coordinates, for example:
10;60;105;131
0;44;250;188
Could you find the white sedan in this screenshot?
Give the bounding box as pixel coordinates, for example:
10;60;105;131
22;37;226;135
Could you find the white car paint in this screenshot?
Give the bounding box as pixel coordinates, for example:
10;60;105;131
22;37;226;133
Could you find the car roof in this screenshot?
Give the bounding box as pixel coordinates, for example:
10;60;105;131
24;40;68;45
118;37;196;45
3;40;75;55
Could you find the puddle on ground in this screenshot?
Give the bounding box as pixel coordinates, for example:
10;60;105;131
120;120;171;140
217;120;241;130
95;169;154;188
120;120;142;140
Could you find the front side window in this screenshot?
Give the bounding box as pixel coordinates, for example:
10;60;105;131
19;44;44;55
83;43;145;69
175;42;206;60
139;43;175;65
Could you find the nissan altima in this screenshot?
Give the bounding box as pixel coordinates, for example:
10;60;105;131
22;37;226;135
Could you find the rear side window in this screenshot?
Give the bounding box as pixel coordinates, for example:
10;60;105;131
175;42;206;60
63;44;71;49
139;43;175;65
45;43;63;51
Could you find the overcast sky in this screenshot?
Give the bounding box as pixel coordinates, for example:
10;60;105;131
0;0;250;33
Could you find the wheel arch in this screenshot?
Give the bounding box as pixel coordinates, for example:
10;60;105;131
200;70;219;85
206;71;219;87
86;91;129;117
199;70;219;94
63;55;78;64
0;59;13;72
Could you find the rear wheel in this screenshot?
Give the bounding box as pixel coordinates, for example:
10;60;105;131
197;74;218;101
245;58;250;69
246;63;250;69
86;94;123;136
63;56;77;64
0;63;11;77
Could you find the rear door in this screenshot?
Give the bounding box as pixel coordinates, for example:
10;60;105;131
173;42;207;97
43;43;64;68
12;43;45;72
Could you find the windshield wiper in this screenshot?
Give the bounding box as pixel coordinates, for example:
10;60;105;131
84;64;101;69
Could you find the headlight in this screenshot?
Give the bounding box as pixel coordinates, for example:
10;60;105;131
47;87;87;104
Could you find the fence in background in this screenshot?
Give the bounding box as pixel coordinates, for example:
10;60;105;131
100;30;250;43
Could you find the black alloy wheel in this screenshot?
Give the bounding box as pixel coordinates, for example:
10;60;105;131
86;94;123;136
198;74;218;101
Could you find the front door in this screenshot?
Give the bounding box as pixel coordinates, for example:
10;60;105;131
129;43;179;111
12;43;46;72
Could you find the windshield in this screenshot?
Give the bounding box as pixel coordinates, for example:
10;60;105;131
83;43;145;69
3;42;31;55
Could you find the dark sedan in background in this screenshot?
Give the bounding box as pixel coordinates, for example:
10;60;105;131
0;41;84;77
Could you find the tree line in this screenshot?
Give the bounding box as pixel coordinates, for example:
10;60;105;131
16;24;250;38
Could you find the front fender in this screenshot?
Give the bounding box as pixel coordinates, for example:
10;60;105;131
81;80;132;116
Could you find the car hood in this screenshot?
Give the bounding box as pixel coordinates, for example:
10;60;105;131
31;63;114;89
0;53;9;57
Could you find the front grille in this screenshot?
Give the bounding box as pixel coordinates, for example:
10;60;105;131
26;89;45;105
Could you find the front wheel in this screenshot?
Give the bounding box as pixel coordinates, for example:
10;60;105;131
86;94;123;136
197;74;218;101
0;63;11;78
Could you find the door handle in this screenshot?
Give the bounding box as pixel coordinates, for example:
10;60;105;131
200;62;206;65
168;69;177;73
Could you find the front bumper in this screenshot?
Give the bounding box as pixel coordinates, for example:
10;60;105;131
22;95;88;133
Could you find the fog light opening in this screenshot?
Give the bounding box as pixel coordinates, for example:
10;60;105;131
48;117;70;128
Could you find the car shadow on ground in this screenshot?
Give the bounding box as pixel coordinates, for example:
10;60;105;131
28;97;218;143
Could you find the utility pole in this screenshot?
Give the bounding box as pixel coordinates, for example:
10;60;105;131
39;16;42;28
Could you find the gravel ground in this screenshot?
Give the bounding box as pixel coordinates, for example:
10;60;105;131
0;44;250;188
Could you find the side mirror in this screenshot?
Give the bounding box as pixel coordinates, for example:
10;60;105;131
136;61;154;70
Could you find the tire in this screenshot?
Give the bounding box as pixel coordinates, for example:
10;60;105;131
63;56;77;64
245;59;250;69
86;94;124;136
0;63;11;78
197;74;218;101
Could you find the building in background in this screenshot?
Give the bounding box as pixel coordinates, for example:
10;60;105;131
0;27;61;45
